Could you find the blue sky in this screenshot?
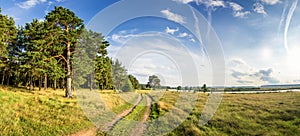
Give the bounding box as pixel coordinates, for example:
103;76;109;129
1;0;300;86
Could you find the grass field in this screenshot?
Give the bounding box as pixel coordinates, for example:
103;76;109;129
167;92;300;135
100;92;139;114
1;86;300;136
0;85;92;136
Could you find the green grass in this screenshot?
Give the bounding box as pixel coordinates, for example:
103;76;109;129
2;85;300;136
125;95;148;121
167;92;300;135
0;86;93;136
110;93;140;114
107;95;148;135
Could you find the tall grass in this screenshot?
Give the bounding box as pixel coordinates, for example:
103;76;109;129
0;86;92;136
168;92;300;135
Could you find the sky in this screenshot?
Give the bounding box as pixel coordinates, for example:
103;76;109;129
0;0;300;87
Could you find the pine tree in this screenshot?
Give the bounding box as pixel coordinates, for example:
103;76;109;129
112;59;132;91
0;9;17;86
72;29;94;90
94;38;113;90
45;6;84;98
21;19;50;91
128;74;140;90
75;29;105;90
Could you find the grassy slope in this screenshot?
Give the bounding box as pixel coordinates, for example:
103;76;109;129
0;86;92;136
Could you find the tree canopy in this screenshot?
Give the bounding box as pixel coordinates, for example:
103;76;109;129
0;6;140;97
147;75;160;90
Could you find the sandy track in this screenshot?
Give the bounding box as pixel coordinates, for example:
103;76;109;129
130;94;152;136
102;94;143;132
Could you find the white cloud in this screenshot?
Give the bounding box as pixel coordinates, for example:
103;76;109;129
228;2;250;18
233;11;251;18
228;2;243;11
165;27;179;35
253;2;267;16
108;29;141;44
160;9;186;24
109;32;210;86
17;0;47;9
38;18;45;22
174;0;226;9
261;0;281;5
174;0;252;19
227;58;280;85
173;0;194;4
207;0;226;8
198;0;226;10
177;32;196;42
178;32;188;38
189;38;196;42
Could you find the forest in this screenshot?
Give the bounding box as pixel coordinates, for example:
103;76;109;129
0;6;140;98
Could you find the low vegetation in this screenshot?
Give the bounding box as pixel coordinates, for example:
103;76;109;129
0;85;92;136
100;92;139;114
168;92;300;135
1;85;300;136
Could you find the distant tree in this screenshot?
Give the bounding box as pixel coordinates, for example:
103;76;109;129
47;59;65;91
166;86;171;91
72;40;92;90
95;39;113;90
73;29;109;91
147;75;160;90
112;59;131;91
177;86;182;90
202;84;208;93
122;78;134;92
184;86;189;90
128;75;140;90
140;84;149;90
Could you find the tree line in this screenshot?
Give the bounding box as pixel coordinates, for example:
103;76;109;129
0;6;140;98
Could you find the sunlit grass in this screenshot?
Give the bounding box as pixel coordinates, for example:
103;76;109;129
136;90;151;94
168;92;300;135
0;85;92;136
125;95;148;121
2;85;299;136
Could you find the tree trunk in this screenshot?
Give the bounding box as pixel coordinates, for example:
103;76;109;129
29;76;33;91
1;70;5;85
62;78;65;89
6;74;10;86
54;78;57;91
89;74;93;91
44;73;47;91
66;42;72;98
39;75;42;91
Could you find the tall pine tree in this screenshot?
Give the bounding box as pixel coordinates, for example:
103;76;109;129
45;6;84;98
0;9;17;86
95;40;113;90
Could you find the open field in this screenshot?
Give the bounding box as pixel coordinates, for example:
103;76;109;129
1;86;300;135
167;92;300;135
0;85;92;136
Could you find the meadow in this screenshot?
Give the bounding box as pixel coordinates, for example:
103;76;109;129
0;86;92;136
1;86;299;136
